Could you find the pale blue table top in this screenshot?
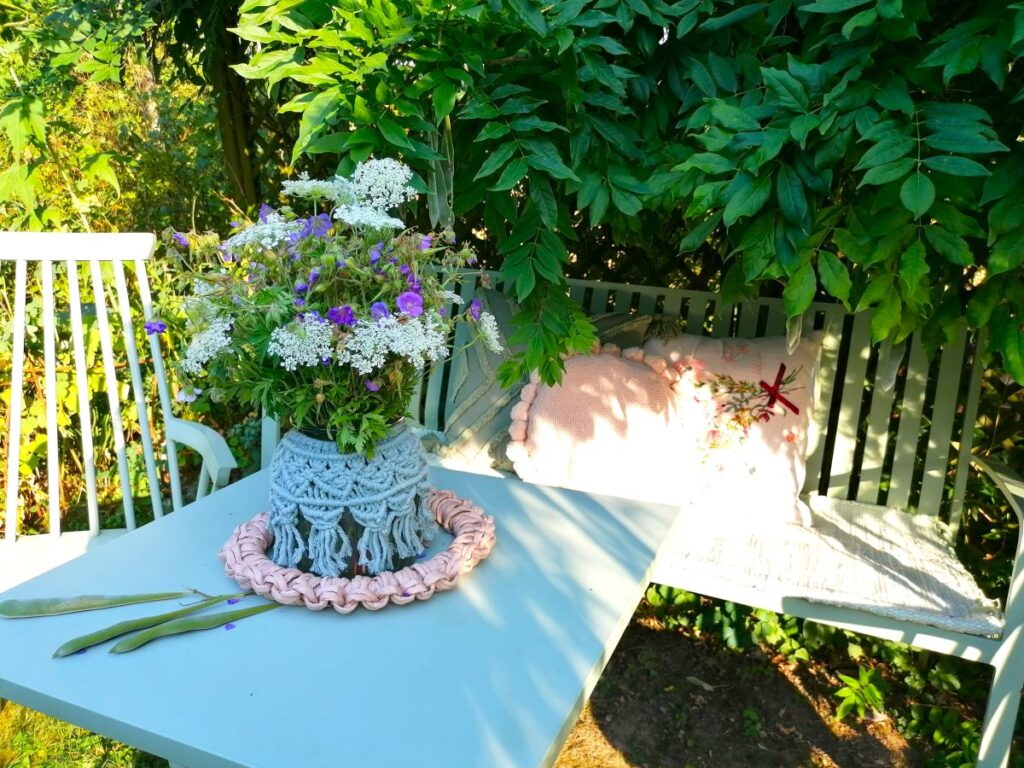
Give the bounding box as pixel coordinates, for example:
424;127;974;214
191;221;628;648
0;467;680;768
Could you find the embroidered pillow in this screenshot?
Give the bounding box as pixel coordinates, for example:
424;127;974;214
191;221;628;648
643;333;824;527
506;345;702;506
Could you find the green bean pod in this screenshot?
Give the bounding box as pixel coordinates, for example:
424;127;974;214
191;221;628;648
53;594;244;658
0;592;193;618
109;602;281;654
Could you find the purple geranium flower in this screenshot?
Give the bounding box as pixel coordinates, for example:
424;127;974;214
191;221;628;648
144;320;167;335
308;267;321;284
218;245;235;264
399;264;411;275
258;203;274;223
365;380;381;392
172;232;189;248
370;241;384;265
295;282;309;294
371;301;390;320
419;235;433;251
294;297;306;308
396;291;424;317
467;254;478;266
469;298;482;321
327;305;356;326
229;220;241;228
406;275;421;293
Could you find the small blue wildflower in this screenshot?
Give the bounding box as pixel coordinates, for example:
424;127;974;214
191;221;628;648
396;291;424;317
144;320;167;336
258;203;273;223
419;235;433;251
227;597;241;605
308;267;321;284
229;220;241;228
294;297;306;308
371;301;390;320
400;264;411;275
469;298;482;321
365;380;381;392
295;282;309;294
369;241;384;264
172;232;189;248
224;623;237;631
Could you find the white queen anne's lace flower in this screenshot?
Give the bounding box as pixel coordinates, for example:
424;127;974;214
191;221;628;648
281;172;355;204
440;290;465;305
477;312;503;354
334;204;405;231
336;312;449;374
181;317;233;375
268;316;336;371
351;159;416;210
223;212;304;251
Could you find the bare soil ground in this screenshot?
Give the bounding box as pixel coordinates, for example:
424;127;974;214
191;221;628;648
555;617;920;768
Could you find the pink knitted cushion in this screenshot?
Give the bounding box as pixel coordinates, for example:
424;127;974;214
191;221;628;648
506;346;701;507
643;333;824;526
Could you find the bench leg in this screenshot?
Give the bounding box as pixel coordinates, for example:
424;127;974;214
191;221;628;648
978;628;1024;768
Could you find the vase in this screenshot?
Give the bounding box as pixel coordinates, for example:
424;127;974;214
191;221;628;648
265;421;436;578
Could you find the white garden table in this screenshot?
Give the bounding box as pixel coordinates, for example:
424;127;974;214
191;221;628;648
0;466;680;768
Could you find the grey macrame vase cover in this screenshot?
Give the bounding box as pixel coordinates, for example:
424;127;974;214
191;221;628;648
266;423;436;577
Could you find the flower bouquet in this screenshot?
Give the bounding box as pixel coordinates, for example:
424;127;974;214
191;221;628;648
157;159;502;579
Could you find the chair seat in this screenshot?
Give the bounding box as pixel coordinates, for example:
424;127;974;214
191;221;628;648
0;530;128;593
651;495;1004;638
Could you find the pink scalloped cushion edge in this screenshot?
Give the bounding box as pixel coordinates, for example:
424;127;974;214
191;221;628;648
219;490;496;613
506;343;678;480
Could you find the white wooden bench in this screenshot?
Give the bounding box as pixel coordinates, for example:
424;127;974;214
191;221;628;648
264;275;1024;768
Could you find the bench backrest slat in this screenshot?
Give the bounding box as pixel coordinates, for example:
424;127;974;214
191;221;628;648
416;274;980;521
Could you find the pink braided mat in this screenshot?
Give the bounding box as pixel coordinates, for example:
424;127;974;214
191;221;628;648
219;490;497;613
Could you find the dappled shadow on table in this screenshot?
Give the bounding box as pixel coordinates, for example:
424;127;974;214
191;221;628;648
556;620;921;768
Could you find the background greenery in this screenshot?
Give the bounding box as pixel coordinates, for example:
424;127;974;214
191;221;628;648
1;0;1023;765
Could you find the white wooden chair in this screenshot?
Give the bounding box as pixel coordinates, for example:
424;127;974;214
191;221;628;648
0;232;237;591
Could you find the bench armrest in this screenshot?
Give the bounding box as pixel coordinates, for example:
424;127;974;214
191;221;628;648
166;417;238;487
971;456;1024;628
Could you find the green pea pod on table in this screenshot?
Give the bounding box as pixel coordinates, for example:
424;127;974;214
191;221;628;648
0;592;194;618
53;594;247;658
109;602;281;654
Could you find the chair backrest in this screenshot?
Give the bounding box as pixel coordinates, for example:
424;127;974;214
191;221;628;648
0;232;178;543
419;274;983;525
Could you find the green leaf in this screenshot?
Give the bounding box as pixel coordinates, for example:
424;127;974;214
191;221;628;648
992;305;1024;384
507;0;549;35
0;592;192;618
377;115;415;151
854;137;915;170
990;231;1024;275
490;156;529;191
789;114;820;148
109;603;280;653
921;156;990;177
432;81;459;122
858;158;915;187
776;166;808;226
761;68;808;110
0;96;45;156
817;251;852;305
680;152;734;175
699;3;766;30
870;291;903;342
723;172;771;227
530;176;558;227
842;8;877;38
82;152;120;196
899;241;930;290
610;187;643;215
900;173;935;218
473;142;517;180
783;262;816;318
523;140;580;181
710;101;760;131
474;123;511;142
856;274;895;311
924;226;973;265
801;0;872;12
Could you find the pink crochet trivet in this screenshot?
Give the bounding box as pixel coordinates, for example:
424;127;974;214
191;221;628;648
219;490;497;613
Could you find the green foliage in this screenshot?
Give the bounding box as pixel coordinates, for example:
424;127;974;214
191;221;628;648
835;665;887;721
230;0;1024;384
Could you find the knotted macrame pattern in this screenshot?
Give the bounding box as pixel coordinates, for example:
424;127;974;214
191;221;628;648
267;425;435;577
220;490;496;612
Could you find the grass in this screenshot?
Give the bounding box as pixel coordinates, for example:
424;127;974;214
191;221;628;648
0;701;164;768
